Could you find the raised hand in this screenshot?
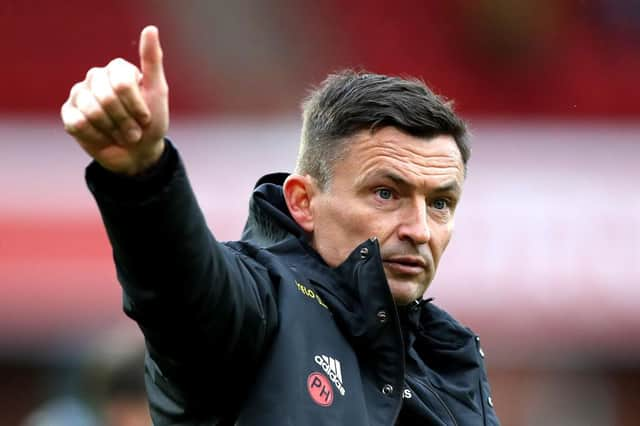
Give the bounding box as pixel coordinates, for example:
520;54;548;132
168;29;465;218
61;26;169;175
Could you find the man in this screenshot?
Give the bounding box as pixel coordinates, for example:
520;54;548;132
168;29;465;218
61;26;500;425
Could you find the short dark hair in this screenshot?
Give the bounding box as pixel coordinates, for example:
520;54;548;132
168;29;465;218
296;70;470;190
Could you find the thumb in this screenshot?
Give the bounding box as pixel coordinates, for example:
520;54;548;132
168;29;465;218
139;25;165;87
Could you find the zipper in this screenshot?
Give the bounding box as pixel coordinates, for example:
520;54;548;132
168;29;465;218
417;378;459;426
478;379;488;426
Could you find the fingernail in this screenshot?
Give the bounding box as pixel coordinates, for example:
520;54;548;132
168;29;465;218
126;127;142;143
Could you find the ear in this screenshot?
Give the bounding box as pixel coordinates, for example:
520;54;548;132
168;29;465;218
283;174;316;233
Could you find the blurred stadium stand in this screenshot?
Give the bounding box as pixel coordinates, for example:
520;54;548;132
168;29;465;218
1;1;638;424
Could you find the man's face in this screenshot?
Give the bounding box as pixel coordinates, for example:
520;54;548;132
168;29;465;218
309;127;465;305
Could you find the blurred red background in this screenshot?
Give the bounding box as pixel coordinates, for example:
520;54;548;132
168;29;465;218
1;1;639;425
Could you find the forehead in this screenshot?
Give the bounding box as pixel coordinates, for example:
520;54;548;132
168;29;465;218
337;127;464;189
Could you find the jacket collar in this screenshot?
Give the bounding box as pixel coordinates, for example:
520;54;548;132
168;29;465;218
241;173;303;246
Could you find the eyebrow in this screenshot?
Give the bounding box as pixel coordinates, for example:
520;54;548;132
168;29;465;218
381;171;410;187
357;169;410;188
433;181;462;195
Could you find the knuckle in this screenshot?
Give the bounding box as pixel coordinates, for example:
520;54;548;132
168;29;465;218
112;79;133;96
73;114;89;130
60;104;73;128
109;68;138;95
108;57;129;68
120;117;138;131
83;105;104;123
69;82;84;100
85;67;100;81
75;94;105;126
96;90;118;109
73;89;90;107
136;109;151;122
63;121;77;134
65;115;87;134
110;109;130;125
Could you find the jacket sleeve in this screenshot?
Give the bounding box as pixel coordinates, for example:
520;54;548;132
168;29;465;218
85;140;278;422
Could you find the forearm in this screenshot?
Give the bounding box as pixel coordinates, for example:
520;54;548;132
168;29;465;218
87;140;214;298
87;140;275;369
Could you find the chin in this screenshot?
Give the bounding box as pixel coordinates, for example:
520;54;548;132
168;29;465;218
388;279;427;306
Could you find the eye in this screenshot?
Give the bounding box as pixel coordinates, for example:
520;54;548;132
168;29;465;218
375;188;394;200
432;198;449;210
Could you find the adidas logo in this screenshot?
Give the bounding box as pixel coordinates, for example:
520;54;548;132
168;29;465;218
314;354;346;396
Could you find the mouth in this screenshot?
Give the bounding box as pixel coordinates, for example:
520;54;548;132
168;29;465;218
382;256;427;276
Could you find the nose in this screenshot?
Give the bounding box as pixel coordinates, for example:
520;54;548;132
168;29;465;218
397;200;430;245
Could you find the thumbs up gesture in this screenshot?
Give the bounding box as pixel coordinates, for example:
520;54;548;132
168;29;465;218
62;26;169;175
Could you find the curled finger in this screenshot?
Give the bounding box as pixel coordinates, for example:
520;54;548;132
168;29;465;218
73;84;118;137
61;101;111;146
88;65;142;144
107;58;151;126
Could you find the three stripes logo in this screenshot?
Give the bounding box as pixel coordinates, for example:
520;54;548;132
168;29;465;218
314;354;346;396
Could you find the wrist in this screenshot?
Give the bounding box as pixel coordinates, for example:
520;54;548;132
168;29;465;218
128;139;167;176
86;139;179;202
102;139;166;176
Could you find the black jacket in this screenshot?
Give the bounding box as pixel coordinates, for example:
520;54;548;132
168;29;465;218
87;141;500;425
